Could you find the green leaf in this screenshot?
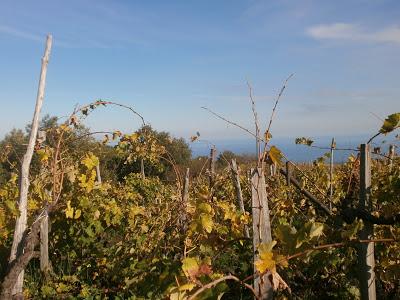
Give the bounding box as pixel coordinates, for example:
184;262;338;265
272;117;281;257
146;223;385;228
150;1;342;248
5;199;18;216
295;137;314;146
198;203;212;214
200;214;213;233
82;108;88;115
341;220;363;240
308;222;324;239
178;283;196;292
380;113;400;134
275;224;297;250
182;257;199;278
258;240;277;253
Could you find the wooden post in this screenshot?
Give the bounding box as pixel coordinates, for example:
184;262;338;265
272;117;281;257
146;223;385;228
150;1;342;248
285;161;291;186
358;144;376;300
96;162;102;184
388;145;395;171
40;210;49;272
40;189;52;275
183;168;190;203
209;146;216;186
230;159;250;238
251;168;273;300
140;159;145;179
8;35;52;298
329;138;335;211
269;162;277;176
180;168;190;232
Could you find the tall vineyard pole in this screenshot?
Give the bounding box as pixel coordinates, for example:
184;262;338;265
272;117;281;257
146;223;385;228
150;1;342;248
358;144;376;300
251;168;273;299
8;35;52;298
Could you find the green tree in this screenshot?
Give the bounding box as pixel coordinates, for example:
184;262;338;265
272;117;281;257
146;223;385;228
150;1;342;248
115;125;192;181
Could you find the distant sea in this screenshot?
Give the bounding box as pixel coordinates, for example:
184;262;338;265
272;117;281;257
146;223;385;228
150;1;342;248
189;135;397;163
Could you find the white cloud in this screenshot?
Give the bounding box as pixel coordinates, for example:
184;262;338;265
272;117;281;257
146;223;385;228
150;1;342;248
0;25;44;42
306;23;400;44
0;24;116;48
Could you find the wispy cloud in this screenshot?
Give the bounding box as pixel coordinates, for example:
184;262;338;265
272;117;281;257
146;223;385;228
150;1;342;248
0;24;119;48
306;23;400;45
0;25;44;42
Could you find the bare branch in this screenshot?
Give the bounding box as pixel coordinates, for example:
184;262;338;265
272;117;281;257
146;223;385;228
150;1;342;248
260;74;293;164
247;81;261;159
242;238;396;284
187;274;260;300
201;106;263;142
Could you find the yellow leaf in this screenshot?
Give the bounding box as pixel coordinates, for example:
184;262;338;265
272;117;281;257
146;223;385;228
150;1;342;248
102;134;110;145
81;152;99;170
269;146;283;166
112;130;122;140
36;149;50;162
264;131;272;141
178;283;196;291
309;222;324;239
65;201;74;219
255;251;275;274
65;166;77;183
200;214;213;233
74;209;81;219
255;241;278;273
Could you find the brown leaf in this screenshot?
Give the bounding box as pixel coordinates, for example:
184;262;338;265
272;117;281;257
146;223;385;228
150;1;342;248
269;271;291;293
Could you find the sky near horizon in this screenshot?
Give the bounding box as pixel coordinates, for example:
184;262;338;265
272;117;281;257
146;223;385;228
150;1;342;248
0;0;399;142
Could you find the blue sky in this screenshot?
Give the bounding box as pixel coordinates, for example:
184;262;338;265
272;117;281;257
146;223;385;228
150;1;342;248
0;0;399;144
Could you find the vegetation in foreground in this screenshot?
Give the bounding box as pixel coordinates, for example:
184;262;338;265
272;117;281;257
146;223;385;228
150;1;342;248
0;102;399;299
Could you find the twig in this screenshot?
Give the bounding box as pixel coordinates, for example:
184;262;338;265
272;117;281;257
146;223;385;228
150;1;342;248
281;157;328;200
279;167;332;215
260;74;294;164
304;145;359;152
247;81;261;159
187;274;260;300
201;107;262;142
367;132;381;145
242;238;396;284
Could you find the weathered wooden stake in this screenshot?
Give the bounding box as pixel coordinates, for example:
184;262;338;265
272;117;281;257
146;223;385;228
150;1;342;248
96;162;102;184
8;35;52;298
230;159;250;238
180;168;190;232
285;161;291;186
40;210;49;272
209;146;216;186
183;168;190;203
251;168;273;300
358;144;376;300
140;159;145;179
329;137;335;211
388;144;395;171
